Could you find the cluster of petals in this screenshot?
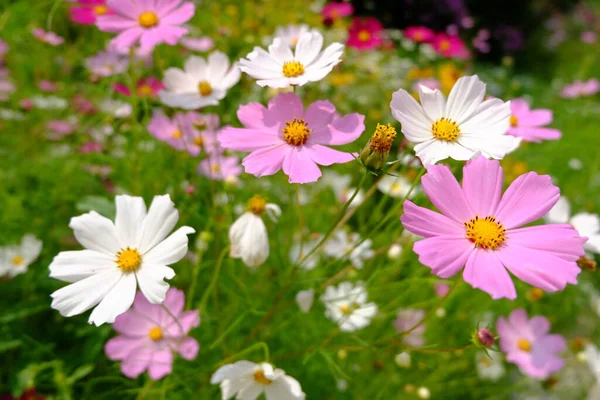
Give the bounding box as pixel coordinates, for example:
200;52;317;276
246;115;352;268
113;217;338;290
507;98;561;143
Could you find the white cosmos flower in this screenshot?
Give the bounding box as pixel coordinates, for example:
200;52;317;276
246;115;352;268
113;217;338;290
545;196;600;254
390;75;517;165
476;351;505;381
159;51;241;110
0;234;43;278
584;344;600;381
229;195;281;268
321;281;377;332
239;31;344;88
324;230;374;269
274;24;314;47
295;289;315;313
377;175;419;199
49;195;195;326
211;361;306;400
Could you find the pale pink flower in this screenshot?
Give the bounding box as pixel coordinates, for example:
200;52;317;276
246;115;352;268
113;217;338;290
85;50;129;77
47;120;77;140
0;40;8;58
394;309;425;347
497;309;566;379
147;109;211;156
401;156;585;300
180;36;214;52
39;80;58;92
434;282;450;297
560;78;600;98
79;142;103;153
0;77;15;101
197;151;242;181
507;98;561;143
581;31;597;44
218;93;365;184
96;0;195;54
105;288;200;380
32;28;64;46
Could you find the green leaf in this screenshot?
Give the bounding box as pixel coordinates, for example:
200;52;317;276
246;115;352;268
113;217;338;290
67;364;95;385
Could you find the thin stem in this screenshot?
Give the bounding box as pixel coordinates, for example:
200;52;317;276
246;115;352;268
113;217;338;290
160;303;185;338
198;246;229;312
220;342;270;366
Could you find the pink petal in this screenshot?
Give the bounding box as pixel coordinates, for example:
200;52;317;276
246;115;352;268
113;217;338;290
304;144;354;166
401;200;464;237
519;109;553;127
413;235;474;278
510;98;530;116
107;0;141;16
237;102;267;129
160;2;195;25
133;291;162;322
120;346;154;378
264;93;304;126
147;349;173;380
303;100;336;128
529;316;550;337
461;156;503;216
218;127;283;152
242;145;290;177
113;309;156;336
463;249;516;300
105;336;144;360
422;163;474;223
158;288;185;321
96;14;138;32
282;146;322;184
508;127;561;143
178;337;199;360
506;225;586;261
312;113;365;146
110;27;145;52
495;172;559;229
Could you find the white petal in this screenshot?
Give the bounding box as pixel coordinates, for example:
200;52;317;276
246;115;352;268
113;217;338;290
586;235;600;254
143;226;195;265
414;139;448;165
445;75;486;123
255;77;291;88
115;195;147;245
229;213;253;259
294;31;323;65
88;272;136;326
21;234;43;264
418;86;446;122
184;56;207;81
69;211;123;255
135;263;175;304
268;38;293;63
295;289;315;313
390;89;433;142
545;196;571;224
207;51;230;83
460;98;511;137
163;67;195;93
138;195;179;253
307;42;344;70
49;250;115;283
218;64;241;90
237;216;269;268
445;141;476;161
571;213;600;237
457;134;517;160
237;381;263;400
159;91;219;109
211;361;257;384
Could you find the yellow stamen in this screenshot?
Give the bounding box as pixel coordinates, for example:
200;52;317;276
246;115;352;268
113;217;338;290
116;248;142;272
358;30;371;42
198;81;213;96
11;256;23;265
138;11;159;28
530;288;544;301
194;136;204;147
369;123;397;152
431;117;460;141
137;84;154;97
253;369;273;385
392;183;401;192
211;164;220;173
282;118;311;146
94;5;108;16
517;338;531;352
282;61;304;78
248;195;266;215
340;304;351;315
510;115;518;127
149;326;163;341
464;216;506;251
172;130;182;138
439;40;451;51
414;32;424;42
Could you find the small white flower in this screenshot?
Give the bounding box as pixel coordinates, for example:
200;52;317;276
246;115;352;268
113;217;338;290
387;243;403;259
274;24;315;47
395;352;411;368
211;361;306;400
295;289;315;313
476;351;505;381
324;230;374;269
546;196;600;254
585;344;600;381
31;95;67;110
321;281;378;332
0;234;43;278
568;158;583;170
160;51;241;109
377;175;419;199
390;75;517;165
229;195;281;268
240;31;344;88
99;99;132;118
417;387;431;399
49;195;195;326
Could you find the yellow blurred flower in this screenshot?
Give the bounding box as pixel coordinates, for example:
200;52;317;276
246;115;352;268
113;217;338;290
438;63;463;95
328;71;355;86
407;67;434;81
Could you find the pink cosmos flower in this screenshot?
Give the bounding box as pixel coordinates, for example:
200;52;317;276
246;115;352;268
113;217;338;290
72;94;97;115
197;150;242;182
31;28;64;46
47;120;77;140
507;98;561;143
347;17;384;51
39;80;58;92
321;2;354;21
180;36;214;52
85;50;129;77
147;109;210;156
114;77;164;98
497;309;566;379
0;77;15;101
404;26;435;43
434;282;450;297
432;33;469;59
394;309;425;347
69;0;112;25
188;111;220;131
105;288;200;380
401;156;585;300
96;0;195;54
19;98;34;110
560;79;600;98
79;142;103;153
581;31;597;44
218;93;365;184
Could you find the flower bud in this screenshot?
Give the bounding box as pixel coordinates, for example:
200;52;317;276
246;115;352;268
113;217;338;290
474;328;495;347
359;123;397;171
577;256;596;271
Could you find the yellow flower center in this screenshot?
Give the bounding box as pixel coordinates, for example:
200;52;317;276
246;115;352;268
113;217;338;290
369;123;397;152
464;216;506;251
94;5;108;16
439;39;451;51
149;326;163;341
211;164;220;173
290;37;299;46
358;30;371;42
137;84;154;97
116;248;142;272
11;256;23;265
392;183;401;192
414;32;424;42
510;115;518;127
194;136;204;147
479;357;491;366
282;118;311;146
253;370;273;385
340;304;351;315
282;61;305;78
198;81;213;96
432;117;460;141
530;287;544;301
248;195;267;215
172;130;182;138
138;11;159;28
517;338;531;352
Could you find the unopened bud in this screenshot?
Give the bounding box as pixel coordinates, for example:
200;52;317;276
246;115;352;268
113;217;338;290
474;328;495;347
359;123;397;171
577;256;596;271
526;287;544;302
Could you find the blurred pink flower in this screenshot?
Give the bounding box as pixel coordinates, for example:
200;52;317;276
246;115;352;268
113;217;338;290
32;28;64;46
0;40;8;58
180;36;214;52
47;120;77;140
19;98;34;110
96;0;195;54
432;33;469;59
188;111;220;131
147;109;211;156
218;93;365;184
69;0;112;25
105;288;200;380
197;150;242;181
0;77;15;101
561;78;600;98
434;282;450;297
79;142;103;153
401;156;585;300
507;98;561;143
347;17;383;51
72;94;97;115
497;309;566;379
85;50;129;77
114;77;164;98
39;80;58;92
581;31;597;44
404;26;435;43
321;2;354;21
394;309;425;347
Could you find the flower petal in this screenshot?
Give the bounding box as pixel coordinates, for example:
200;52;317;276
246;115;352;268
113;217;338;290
88;272;137;326
461;156;503;216
138;195;179;253
401;200;464;238
115;195;147;245
49;250;115;283
413;235;474;278
463;249;516;300
135;264;175;304
445;75;486;123
421;163;474;223
143;226;195;265
69;211;123;255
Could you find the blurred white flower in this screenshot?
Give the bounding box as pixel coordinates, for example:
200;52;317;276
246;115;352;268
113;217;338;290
321;281;378;332
31;95;67;110
99;99;132;118
417;387;431;399
377;175;419;198
274;24;315;47
324;230;374;269
476;351;505;381
321;171;364;207
0;234;43;278
395;352;411;368
585;344;600;381
387;243;403;259
295;289;315;313
546;196;600;254
568;158;583;170
289;235;322;270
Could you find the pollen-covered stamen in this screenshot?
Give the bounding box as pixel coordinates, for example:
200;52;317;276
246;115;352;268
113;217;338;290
432;117;460;141
517;338;531;352
358;30;371;42
282;61;305;78
194;136;204;147
94;5;108;16
282;118;311;146
248;195;267;215
137;85;154;97
172;130;182;138
510;115;518;127
211;164;220;173
138;11;159;28
116;248;142;272
198;81;213;96
464;216;506;250
439;39;451;51
339;304;351;315
369;123;397;152
11;256;23;265
253;369;273;385
149;326;163;341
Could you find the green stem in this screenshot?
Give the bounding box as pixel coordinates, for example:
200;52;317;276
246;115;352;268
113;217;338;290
220;342;270;366
198;246;229;312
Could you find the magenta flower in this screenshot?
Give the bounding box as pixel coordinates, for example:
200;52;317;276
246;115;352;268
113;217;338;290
69;0;112;25
404;26;435;43
105;288;199;380
394;309;426;347
507;98;561;143
114;77;164;98
197;150;242;182
218;93;365;184
497;309;566;379
401;156;585;300
432;33;469;59
347;17;384;51
321;2;354;21
96;0;195;54
32;28;64;46
39;80;58;92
